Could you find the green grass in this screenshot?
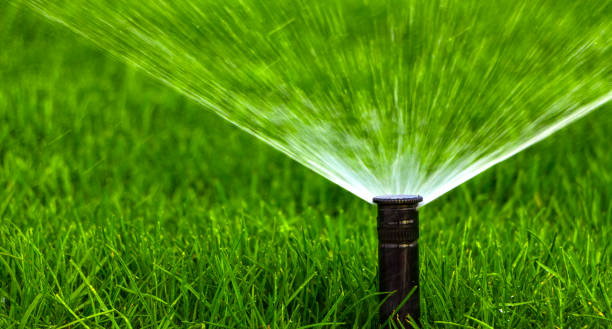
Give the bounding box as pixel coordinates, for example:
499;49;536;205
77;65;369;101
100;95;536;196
1;2;611;328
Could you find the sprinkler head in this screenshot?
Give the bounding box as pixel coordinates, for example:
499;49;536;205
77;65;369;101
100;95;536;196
373;194;423;205
373;195;422;328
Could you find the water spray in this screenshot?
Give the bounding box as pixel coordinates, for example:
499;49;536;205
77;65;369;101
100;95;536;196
373;195;422;328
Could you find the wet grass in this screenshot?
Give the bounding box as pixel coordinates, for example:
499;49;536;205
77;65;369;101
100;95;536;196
1;3;611;328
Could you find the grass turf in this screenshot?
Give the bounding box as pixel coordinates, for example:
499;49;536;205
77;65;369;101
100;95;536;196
1;2;611;328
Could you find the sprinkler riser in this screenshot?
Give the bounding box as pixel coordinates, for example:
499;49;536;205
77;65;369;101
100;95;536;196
374;195;421;328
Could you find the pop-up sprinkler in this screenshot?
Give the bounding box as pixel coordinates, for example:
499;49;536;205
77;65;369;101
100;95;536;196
373;195;422;328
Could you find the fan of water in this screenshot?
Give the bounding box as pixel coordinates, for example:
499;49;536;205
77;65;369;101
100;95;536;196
24;0;612;205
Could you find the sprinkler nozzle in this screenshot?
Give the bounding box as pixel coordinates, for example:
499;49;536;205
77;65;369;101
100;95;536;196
373;195;422;328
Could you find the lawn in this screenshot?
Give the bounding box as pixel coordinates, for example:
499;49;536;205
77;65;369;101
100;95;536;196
1;2;611;328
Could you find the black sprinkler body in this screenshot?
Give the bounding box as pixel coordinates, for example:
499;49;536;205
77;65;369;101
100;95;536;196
373;195;422;328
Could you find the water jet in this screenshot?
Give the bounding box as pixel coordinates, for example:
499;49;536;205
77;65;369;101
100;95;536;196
374;195;422;328
23;0;612;208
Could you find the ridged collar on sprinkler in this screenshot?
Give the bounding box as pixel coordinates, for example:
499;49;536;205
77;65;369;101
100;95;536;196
373;194;423;206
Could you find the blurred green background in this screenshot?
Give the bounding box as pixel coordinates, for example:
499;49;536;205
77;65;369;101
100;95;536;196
1;2;610;328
